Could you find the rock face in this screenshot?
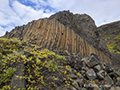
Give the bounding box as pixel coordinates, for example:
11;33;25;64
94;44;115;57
49;11;96;48
3;10;113;65
49;11;111;56
97;21;120;67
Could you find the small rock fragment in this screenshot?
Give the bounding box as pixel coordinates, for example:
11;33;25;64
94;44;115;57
86;69;97;80
97;70;107;79
81;54;100;67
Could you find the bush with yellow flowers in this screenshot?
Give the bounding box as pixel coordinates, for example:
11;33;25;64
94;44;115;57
0;38;27;89
0;38;73;90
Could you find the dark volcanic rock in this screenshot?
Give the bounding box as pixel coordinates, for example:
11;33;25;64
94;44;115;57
49;11;109;53
10;63;25;90
97;70;107;80
86;69;97;80
81;53;100;68
3;10;113;65
97;21;120;67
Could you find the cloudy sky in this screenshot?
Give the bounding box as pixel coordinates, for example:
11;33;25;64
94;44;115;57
0;0;120;36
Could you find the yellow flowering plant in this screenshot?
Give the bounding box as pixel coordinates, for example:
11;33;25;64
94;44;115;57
0;38;73;89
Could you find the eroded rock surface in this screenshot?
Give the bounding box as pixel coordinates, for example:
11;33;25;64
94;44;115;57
3;11;112;65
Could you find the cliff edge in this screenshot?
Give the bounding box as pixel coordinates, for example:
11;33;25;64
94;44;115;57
3;10;113;65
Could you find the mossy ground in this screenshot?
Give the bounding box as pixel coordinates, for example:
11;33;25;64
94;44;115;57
0;38;73;90
103;34;120;54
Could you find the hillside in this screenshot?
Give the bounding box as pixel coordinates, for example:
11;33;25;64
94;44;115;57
0;38;73;89
0;38;120;90
3;11;112;65
97;21;120;67
97;21;120;54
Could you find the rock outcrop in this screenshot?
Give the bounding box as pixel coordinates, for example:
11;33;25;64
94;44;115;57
97;21;120;67
3;11;112;65
97;21;120;53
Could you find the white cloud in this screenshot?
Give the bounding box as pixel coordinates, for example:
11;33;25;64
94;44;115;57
11;1;54;23
0;0;120;36
38;0;120;26
0;27;5;36
0;0;54;36
0;0;23;36
28;0;48;6
48;0;75;10
12;1;29;18
27;0;75;10
0;0;21;26
61;0;120;26
0;26;14;36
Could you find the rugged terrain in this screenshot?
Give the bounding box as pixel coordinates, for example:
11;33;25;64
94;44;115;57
97;21;120;67
97;21;120;54
1;10;120;89
0;38;120;90
3;11;112;65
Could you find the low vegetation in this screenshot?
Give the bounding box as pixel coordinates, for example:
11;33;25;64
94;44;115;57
0;38;74;89
103;34;120;54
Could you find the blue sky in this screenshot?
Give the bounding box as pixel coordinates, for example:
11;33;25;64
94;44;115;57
0;0;120;36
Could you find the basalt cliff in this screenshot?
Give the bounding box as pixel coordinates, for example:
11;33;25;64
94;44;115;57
1;11;120;90
3;11;112;65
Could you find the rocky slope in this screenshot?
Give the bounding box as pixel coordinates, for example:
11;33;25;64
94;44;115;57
97;21;120;67
0;38;120;90
97;21;120;54
3;11;112;65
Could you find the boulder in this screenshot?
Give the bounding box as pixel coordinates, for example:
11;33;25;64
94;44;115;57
10;50;34;89
81;54;100;67
86;69;97;80
93;64;101;72
79;61;86;68
104;64;114;73
97;70;107;80
100;75;113;86
109;71;118;82
80;67;87;75
72;81;82;90
10;63;25;90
